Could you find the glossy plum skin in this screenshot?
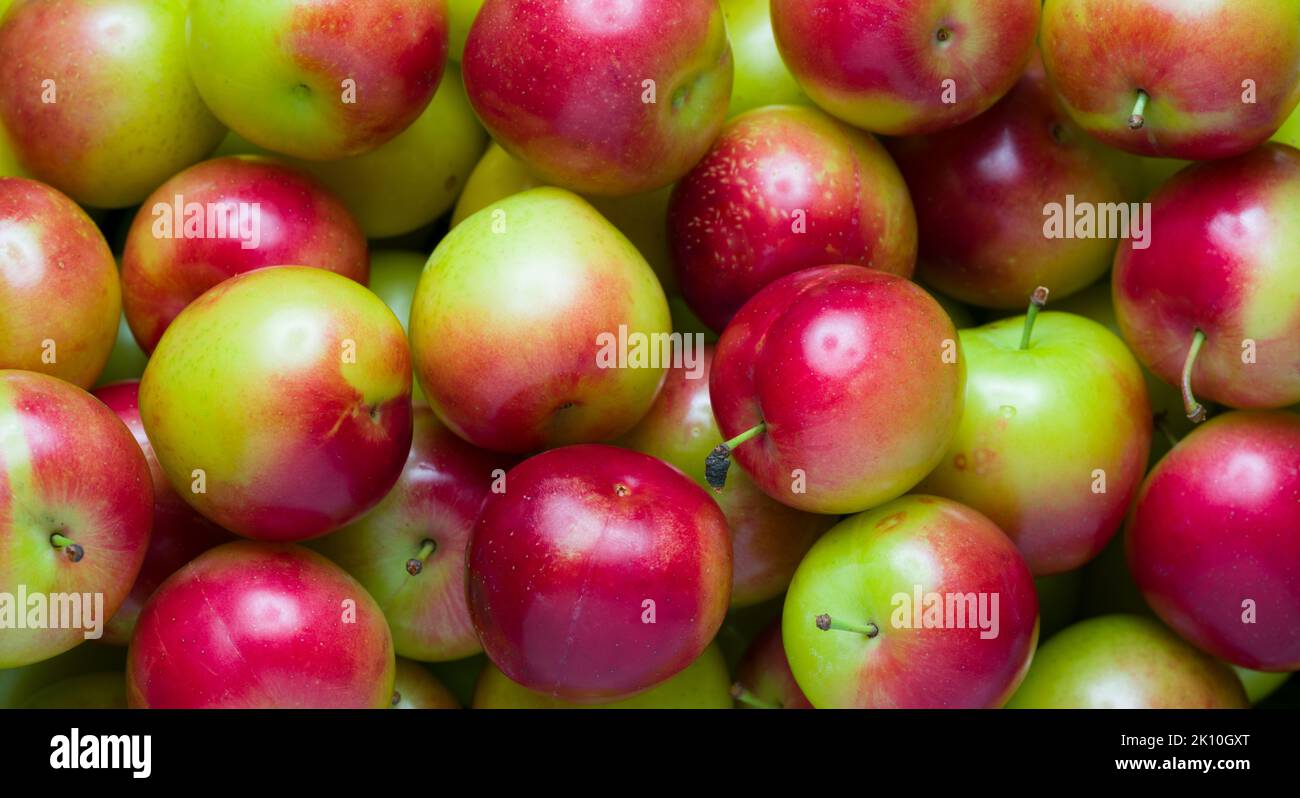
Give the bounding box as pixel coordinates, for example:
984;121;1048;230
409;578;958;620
1041;0;1300;159
467;445;732;703
770;0;1041;136
140;267;413;542
1114;145;1300;410
462;0;733;196
733;619;812;709
0;371;153;668
312;406;516;661
889;59;1140;309
92;381;236;645
783;496;1039;708
1127;412;1300;671
127;542;395;708
121;156;369;352
1007;615;1248;709
711;265;964;514
670;105;917;332
0;178;120;388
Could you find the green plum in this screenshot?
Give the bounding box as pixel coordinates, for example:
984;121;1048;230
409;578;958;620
1233;666;1293;705
0;643;126;708
22;672;127;709
94;313;149;388
472;644;732;709
918;305;1152;575
1274;105;1300;148
1008;615;1248;708
721;0;808;117
427;654;487;708
447;0;485;61
391;659;459;709
368;250;428;405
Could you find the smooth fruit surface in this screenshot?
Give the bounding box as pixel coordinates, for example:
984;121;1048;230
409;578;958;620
0;178;119;388
721;0;807;117
127;542;396;708
140;267;413;542
0;0;226;207
411;188;670;454
1127;411;1300;671
918;312;1152;575
121;156;370;352
783;496;1039;708
0;370;152;667
391;658;460;708
670;105;917;332
462;0;733;196
711;265;964;514
1007;615;1249;708
771;0;1041;135
467;445;732;703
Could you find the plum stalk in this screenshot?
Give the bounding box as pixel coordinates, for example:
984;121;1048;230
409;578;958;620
405;539;437;576
730;683;780;709
1128;90;1150;130
1019;286;1051;350
704;422;766;491
49;532;84;563
815;614;879;638
1181;329;1209;423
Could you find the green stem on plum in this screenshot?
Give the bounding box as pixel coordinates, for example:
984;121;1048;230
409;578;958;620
1153;411;1180;449
1181;329;1209;424
730;683;779;709
815;614;879;638
405;539;438;576
705;422;766;492
49;532;84;563
1019;286;1050;350
1128;90;1149;130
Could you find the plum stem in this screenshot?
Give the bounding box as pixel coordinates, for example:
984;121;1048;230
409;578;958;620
49;532;84;563
1019;286;1050;350
405;539;437;576
1128;90;1149;130
815;614;879;638
730;683;780;709
1181;329;1209;424
1153;411;1180;448
705;422;766;492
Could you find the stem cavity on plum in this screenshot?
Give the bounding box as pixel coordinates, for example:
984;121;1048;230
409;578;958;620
49;532;84;563
405;539;438;576
816;613;879;638
704;422;767;492
1128;90;1150;131
1019;286;1050;350
1181;329;1209;423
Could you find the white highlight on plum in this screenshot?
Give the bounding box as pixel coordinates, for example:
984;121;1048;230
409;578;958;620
0;221;45;288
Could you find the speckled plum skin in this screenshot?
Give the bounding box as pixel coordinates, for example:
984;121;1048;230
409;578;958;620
783;496;1039;708
0;178;120;388
312;406;516;662
139;267;413;542
126;542;395;708
1126;412;1300;671
710;265;964;514
618;345;833;607
888;59;1140;309
669;105;917;332
0;370;152;668
733;619;812;709
122;156;369;353
92;381;236;646
1041;0;1300;159
770;0;1041;136
462;0;733;196
1113;145;1300;410
467;445;732;703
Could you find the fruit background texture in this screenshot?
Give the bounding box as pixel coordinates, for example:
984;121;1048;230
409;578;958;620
1;0;1298;710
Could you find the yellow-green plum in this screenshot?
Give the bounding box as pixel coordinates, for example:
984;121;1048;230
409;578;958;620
452;143;677;292
411;188;671;454
1233;666;1292;705
140;267;414;542
94;314;149;388
1274;105;1300;148
0;643;126;708
219;65;487;238
391;659;460;708
1007;615;1249;708
472;644;732;709
447;0;484;61
187;0;449;160
21;672;127;709
918;307;1152;575
0;118;23;178
0;0;225;208
367;250;427;404
721;0;808;117
1;178;120;388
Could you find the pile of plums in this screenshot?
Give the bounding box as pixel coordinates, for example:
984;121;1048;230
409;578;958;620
1;0;1297;710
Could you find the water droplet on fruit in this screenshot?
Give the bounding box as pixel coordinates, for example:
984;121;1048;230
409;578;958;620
1000;405;1016;419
